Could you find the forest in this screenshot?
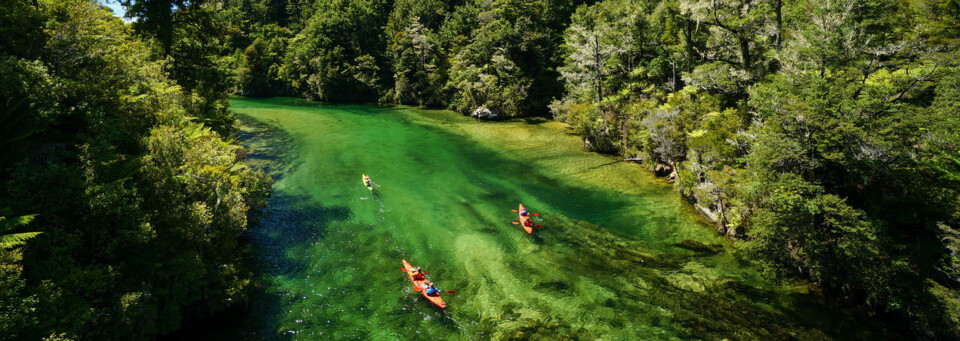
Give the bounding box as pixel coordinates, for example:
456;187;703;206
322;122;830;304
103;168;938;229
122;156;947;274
1;0;959;339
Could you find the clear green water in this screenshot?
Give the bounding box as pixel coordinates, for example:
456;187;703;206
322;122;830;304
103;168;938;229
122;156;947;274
226;97;888;340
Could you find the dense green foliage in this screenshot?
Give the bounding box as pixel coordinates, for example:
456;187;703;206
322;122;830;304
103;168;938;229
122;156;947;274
0;0;270;339
0;211;40;341
549;0;960;337
221;0;586;117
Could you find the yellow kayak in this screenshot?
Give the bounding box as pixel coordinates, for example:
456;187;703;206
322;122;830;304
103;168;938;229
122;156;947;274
362;174;373;191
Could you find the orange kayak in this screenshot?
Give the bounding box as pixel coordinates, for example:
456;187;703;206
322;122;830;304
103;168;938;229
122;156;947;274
518;204;533;234
401;259;446;309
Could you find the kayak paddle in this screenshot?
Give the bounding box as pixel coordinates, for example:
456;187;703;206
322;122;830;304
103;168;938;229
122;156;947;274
400;268;431;275
513;221;540;225
512;221;542;228
444;290;456;294
511;209;540;216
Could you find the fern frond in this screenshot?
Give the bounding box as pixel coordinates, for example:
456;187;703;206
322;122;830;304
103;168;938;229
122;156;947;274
229;162;246;173
100;156;143;183
0;214;37;233
0;232;43;249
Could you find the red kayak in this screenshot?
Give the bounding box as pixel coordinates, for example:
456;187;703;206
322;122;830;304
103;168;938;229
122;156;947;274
401;259;446;309
518;204;533;234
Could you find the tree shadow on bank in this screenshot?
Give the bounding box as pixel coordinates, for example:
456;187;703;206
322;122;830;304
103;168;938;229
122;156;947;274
162;114;351;340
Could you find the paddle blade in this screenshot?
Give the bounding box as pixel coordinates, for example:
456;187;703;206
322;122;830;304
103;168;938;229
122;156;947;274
415;287;423;291
532;212;540;216
535;225;543;228
445;290;456;294
511;221;519;225
401;268;408;272
511;209;518;212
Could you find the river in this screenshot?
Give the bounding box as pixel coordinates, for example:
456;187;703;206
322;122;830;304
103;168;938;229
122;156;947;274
215;97;889;340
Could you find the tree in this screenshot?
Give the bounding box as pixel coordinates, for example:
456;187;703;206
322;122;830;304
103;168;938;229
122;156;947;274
445;0;577;117
238;24;291;96
123;0;205;54
389;16;442;105
680;0;777;95
559;0;650;104
0;2;272;338
741;175;884;291
283;0;390;102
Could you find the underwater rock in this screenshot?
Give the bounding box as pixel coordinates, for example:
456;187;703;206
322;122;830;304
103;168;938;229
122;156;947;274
664;272;708;292
719;279;769;302
535;280;572;293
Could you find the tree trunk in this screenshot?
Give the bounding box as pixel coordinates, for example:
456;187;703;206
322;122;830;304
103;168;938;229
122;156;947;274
739;37;751;71
594;34;603;102
775;0;783;51
684;19;700;62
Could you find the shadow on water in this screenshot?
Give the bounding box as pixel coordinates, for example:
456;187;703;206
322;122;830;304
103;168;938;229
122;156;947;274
238;113;360;339
237;191;352;339
169;112;357;340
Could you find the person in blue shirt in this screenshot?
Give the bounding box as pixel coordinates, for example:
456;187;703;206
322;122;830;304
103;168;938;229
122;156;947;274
520;208;528;216
421;282;440;296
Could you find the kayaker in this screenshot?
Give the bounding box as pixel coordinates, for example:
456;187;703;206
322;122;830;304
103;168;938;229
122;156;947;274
421;282;440;296
524;219;533;228
520;208;529;216
411;267;425;281
363;176;372;186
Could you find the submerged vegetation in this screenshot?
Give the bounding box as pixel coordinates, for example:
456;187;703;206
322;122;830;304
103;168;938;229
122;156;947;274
0;0;958;338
